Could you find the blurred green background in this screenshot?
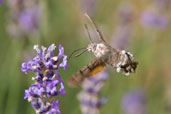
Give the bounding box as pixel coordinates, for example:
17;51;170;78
0;0;171;114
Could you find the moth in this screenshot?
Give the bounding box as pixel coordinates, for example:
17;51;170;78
67;14;138;88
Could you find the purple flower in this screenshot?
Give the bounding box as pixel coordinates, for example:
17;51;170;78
7;0;42;38
78;71;108;114
47;100;61;114
19;8;39;32
122;89;147;114
24;83;45;100
21;44;68;74
31;98;42;111
57;45;68;70
45;79;60;96
80;0;99;16
112;26;132;50
141;10;169;29
21;44;68;114
111;3;135;50
117;3;135;25
0;0;3;4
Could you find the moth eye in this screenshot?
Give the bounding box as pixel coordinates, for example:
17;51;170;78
99;46;104;50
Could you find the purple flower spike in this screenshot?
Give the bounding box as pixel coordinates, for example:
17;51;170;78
122;89;147;114
78;71;108;114
80;0;99;16
0;0;3;4
21;44;68;114
141;10;168;29
19;9;36;31
7;0;43;38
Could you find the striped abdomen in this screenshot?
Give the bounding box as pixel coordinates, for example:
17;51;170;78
67;58;106;88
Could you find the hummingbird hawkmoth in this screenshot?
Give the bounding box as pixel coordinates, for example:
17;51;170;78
67;13;138;88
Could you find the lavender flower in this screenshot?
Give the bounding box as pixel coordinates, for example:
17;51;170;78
112;26;132;50
0;0;3;4
7;0;42;38
78;71;108;114
111;3;135;50
122;90;147;114
21;44;68;114
80;0;99;16
116;3;135;25
140;10;169;29
19;7;41;33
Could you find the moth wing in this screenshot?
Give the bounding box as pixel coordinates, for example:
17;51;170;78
84;13;108;43
67;58;106;88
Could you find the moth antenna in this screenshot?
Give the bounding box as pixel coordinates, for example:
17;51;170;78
84;24;93;43
68;47;87;60
84;13;106;43
75;49;88;57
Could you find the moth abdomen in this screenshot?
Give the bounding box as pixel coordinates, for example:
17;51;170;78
67;58;106;88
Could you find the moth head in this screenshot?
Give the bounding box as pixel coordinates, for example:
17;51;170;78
87;43;107;57
87;43;97;52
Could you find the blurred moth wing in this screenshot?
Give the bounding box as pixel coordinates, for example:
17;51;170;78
67;58;106;88
84;13;107;43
